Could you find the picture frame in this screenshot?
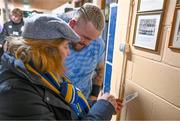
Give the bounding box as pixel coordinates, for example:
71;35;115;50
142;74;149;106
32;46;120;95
169;7;180;49
138;0;165;12
177;0;180;4
133;12;162;50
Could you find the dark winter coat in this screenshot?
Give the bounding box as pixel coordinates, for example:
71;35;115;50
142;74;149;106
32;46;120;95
0;53;115;120
0;20;24;43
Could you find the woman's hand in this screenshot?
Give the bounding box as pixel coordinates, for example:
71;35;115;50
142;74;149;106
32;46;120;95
98;93;122;114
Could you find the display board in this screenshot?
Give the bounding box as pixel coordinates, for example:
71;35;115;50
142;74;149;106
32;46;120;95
103;3;118;93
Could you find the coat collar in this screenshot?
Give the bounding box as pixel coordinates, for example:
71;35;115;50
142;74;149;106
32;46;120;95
1;52;43;86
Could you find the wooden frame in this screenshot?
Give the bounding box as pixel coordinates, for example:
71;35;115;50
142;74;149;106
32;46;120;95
138;0;165;12
133;12;162;50
169;7;180;49
177;0;180;4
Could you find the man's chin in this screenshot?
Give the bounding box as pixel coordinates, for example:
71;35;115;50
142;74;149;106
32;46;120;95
73;44;84;51
13;21;21;24
73;47;82;51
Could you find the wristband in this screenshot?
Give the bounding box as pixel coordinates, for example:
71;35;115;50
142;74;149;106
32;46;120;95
90;84;101;97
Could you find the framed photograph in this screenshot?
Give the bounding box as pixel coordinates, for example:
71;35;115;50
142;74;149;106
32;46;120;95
169;7;180;49
133;13;162;50
138;0;165;12
177;0;180;4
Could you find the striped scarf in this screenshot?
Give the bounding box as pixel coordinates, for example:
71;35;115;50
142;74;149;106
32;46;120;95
25;63;90;118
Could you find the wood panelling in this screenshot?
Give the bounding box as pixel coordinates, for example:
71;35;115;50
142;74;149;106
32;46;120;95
132;55;180;107
151;97;180;120
125;81;180;120
125;81;154;120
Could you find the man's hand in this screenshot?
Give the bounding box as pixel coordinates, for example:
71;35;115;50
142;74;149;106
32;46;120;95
114;98;123;114
89;61;104;100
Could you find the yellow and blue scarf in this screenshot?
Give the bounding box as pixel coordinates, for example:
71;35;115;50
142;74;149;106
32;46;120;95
25;63;90;118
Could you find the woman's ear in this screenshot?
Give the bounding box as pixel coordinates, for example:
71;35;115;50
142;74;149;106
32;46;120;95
69;19;77;28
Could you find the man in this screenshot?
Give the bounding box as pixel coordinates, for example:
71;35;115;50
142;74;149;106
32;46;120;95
0;8;24;67
0;8;24;44
58;3;105;99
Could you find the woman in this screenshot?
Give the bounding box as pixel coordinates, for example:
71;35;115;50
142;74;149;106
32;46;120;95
0;14;121;120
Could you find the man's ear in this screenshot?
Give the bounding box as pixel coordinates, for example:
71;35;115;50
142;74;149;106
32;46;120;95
69;19;77;28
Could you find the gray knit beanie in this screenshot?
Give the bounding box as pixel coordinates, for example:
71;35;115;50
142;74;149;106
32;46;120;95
22;14;80;42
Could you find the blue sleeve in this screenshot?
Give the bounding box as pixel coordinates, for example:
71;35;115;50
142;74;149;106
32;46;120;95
83;99;115;120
